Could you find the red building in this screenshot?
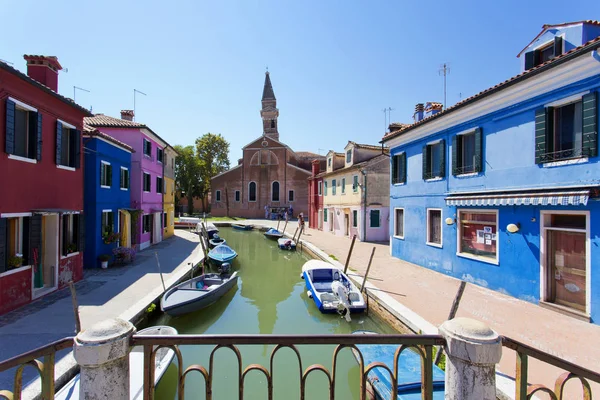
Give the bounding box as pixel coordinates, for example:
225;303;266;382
0;55;92;315
307;159;325;229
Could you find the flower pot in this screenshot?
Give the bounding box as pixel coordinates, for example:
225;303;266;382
101;261;108;269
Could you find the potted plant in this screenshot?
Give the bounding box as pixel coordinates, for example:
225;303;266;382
7;255;23;270
102;231;121;245
98;254;111;269
66;243;77;254
113;247;136;265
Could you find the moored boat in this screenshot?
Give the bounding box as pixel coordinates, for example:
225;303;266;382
196;222;219;239
351;330;445;399
55;326;178;400
160;272;239;316
207;244;238;266
209;234;226;249
301;260;366;318
264;228;284;239
278;237;296;250
232;223;253;231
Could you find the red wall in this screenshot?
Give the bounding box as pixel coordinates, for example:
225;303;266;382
58;253;83;289
0;268;32;314
0;69;87;214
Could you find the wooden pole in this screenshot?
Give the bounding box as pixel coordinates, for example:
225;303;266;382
68;281;81;333
343;234;357;274
282;219;288;234
360;247;376;293
292;227;299;242
276;217;281;231
155;252;167;293
434;280;467;366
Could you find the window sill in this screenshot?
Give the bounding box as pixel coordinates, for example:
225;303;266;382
392;182;406;186
538;301;589;322
57;165;76;171
100;185;111;189
120;188;128;191
393;235;405;240
425;177;444;182
542;157;588;168
0;265;31;277
454;172;478;178
8;154;37;164
427;242;443;248
456;252;498;265
61;251;80;260
143;190;150;193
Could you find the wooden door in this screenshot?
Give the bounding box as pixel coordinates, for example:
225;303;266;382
547;230;586;311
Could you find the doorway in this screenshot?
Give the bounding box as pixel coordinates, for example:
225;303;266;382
344;213;349;236
329;209;334;232
153;212;162;244
36;214;58;296
541;211;588;314
318;210;323;230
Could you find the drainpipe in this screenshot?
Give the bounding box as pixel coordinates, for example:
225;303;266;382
360;169;367;241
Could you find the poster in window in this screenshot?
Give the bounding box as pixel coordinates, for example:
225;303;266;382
476;230;485;243
484;226;492;234
491;233;497;241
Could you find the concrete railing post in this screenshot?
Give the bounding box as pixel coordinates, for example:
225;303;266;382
74;318;135;400
439;317;502;400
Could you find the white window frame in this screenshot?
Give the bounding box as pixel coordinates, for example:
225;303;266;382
318;181;322;196
271;181;280;202
156;176;163;194
248;181;257;202
369;209;380;228
143;172;151;193
100;161;111;189
332;179;337;196
394;207;404;239
456;209;499;265
426;208;443;247
328;157;332;168
60;212;81;259
539;210;590;316
101;209;114;236
288;190;294;202
353;175;359;192
143;139;152;158
341;178;346;194
56;119;77;171
120;167;129;191
157;147;163;164
10;101;37;163
215;190;221;202
346;149;352;164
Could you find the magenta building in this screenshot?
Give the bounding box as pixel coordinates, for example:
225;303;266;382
84;111;169;250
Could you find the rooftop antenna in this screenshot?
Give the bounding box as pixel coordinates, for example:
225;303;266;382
0;59;14;65
73;86;90;102
133;89;147;121
317;148;326;155
438;63;450;110
382;107;394;132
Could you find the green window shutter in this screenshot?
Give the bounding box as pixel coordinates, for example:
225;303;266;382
524;51;535;70
391;156;398;184
74;130;81;168
400;153;407;184
78;214;85;253
582;92;598;158
422;145;429;180
36;113;43;161
554;36;563;57
5;99;15;155
107;165;113;186
451;135;458;175
0;218;7;272
474;128;483;173
534;107;548;164
439;139;446;178
56;121;63;165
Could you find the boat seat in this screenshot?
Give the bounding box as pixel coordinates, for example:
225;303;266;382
312;269;333;282
313;281;333;292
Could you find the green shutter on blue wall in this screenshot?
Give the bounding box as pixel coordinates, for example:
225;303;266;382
400;153;406;184
474;128;483;173
391;155;397;184
439;139;446;178
582;92;598;158
451;135;458;175
422;145;428;180
534;107;551;164
5;99;15;155
56;121;63;165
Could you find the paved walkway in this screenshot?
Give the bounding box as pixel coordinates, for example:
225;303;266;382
0;230;201;394
244;219;600;396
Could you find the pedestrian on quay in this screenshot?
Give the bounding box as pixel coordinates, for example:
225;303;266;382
264;204;269;219
298;212;305;232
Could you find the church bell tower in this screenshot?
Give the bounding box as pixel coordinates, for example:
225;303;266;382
260;71;279;141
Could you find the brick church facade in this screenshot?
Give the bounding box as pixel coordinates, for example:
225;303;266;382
210;72;324;219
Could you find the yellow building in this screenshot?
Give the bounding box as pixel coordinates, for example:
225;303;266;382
163;146;177;238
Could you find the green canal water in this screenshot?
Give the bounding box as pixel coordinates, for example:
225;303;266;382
150;227;399;400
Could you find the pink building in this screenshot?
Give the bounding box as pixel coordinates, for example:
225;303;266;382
85;111;170;250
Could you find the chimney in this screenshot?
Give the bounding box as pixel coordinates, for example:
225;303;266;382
311;159;321;177
413;103;424;123
238;158;243;165
120;110;134;121
23;55;62;92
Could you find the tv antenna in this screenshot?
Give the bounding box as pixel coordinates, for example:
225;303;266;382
438;63;450;110
382;107;394;132
133;89;147;121
0;59;14;65
73;86;90;102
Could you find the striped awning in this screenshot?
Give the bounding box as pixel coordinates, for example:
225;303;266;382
445;190;590;207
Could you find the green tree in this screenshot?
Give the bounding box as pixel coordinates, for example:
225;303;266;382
174;145;202;215
196;133;230;212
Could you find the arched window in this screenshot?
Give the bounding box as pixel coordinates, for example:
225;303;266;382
271;181;280;202
249;181;257;202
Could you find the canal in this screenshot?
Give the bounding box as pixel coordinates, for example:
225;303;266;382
149;227;400;399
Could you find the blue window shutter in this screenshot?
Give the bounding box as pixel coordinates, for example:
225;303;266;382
451;135;458;175
439;139;446;178
391;155;398;184
474;128;483;173
582;92;598;158
535;107;548;164
56;121;63;165
74;130;81;168
36;113;43;161
524;51;535;70
5;99;15;155
422;145;429;180
401;153;406;183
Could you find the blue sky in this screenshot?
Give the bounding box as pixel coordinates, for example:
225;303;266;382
2;0;598;161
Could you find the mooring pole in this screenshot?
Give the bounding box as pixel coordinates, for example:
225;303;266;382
276;217;281;231
282;219;288;234
155;252;167;292
434;280;467;366
292;227;299;241
68;281;81;333
360;247;376;293
343;234;357;274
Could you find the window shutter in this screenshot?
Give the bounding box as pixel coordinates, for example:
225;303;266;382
29;215;42;270
126;170;130;188
451;135;458;175
0;218;7;272
582;92;598;158
400;153;407;184
56;121;63;165
5;99;15;155
120;169;123;188
524;51;535;70
422;145;429;180
391;156;398;184
78;214;85;253
535;107;548;164
74;130;81;168
474;128;483;173
28;112;38;159
62;216;68;256
554;36;563;57
36;113;43;161
107;164;112;186
439;139;446;178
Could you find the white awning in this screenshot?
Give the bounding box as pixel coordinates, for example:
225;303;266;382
445;190;590;207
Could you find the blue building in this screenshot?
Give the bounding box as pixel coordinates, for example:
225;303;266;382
383;21;600;324
83;128;133;268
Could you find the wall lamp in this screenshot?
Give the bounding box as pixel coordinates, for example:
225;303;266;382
445;217;456;225
506;223;521;233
